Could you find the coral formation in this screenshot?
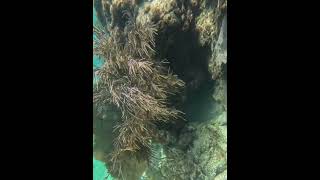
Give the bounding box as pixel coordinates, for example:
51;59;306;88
209;12;227;80
195;9;216;45
210;11;227;112
93;0;227;179
93;9;185;178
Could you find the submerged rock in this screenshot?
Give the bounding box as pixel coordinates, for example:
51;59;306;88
93;0;227;179
192;112;227;179
144;111;227;180
209;11;227;81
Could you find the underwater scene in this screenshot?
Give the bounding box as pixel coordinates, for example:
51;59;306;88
93;0;227;179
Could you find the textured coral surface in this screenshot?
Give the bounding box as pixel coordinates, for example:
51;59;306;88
93;0;227;179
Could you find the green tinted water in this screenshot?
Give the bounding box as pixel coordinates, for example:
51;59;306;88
93;7;113;180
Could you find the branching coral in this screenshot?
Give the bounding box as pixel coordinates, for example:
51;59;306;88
93;11;185;178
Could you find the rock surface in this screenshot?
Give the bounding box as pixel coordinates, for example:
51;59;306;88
144;111;227;180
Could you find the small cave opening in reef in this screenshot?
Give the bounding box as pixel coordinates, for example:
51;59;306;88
155;27;217;133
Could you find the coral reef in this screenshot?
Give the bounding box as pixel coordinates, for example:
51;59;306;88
93;0;227;179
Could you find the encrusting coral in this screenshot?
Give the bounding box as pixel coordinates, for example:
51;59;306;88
93;10;185;178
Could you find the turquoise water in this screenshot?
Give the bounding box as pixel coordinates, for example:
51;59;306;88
93;156;113;180
93;8;103;70
93;8;112;180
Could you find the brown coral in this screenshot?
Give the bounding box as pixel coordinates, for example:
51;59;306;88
93;11;185;178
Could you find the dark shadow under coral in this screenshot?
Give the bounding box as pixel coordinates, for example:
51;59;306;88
155;27;216;123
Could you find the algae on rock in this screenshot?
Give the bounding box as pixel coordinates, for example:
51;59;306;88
143;112;227;180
